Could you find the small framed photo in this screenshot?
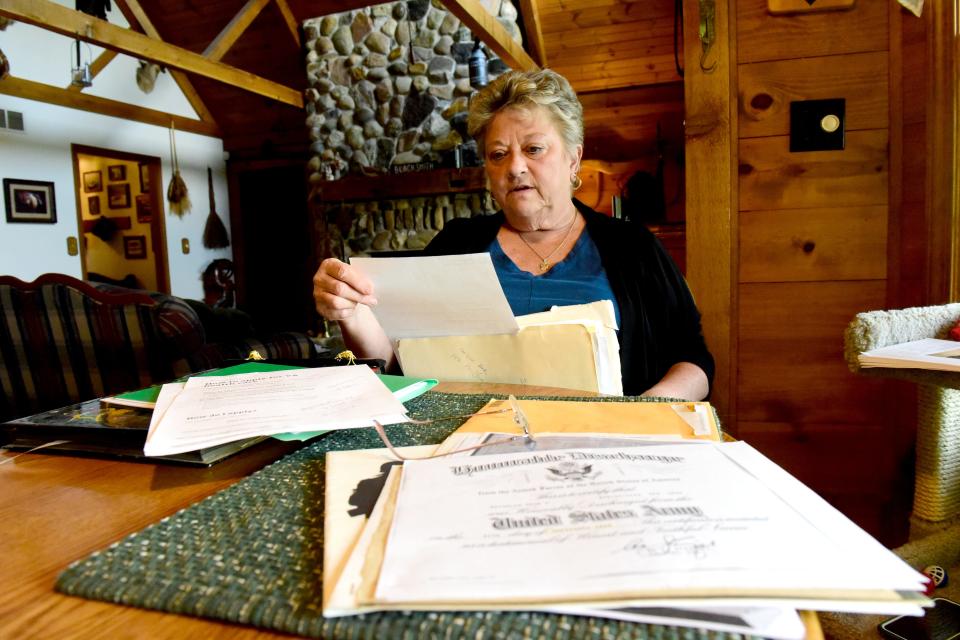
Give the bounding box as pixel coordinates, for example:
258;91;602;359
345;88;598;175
108;165;127;182
135;193;152;223
107;183;131;209
123;235;147;259
87;195;100;215
3;178;57;224
138;163;151;194
82;170;102;193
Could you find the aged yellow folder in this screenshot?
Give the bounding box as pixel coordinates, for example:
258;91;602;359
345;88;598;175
396;300;622;395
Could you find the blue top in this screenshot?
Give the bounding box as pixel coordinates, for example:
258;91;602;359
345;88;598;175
487;230;622;328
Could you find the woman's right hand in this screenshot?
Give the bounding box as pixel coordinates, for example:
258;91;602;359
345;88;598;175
312;258;379;323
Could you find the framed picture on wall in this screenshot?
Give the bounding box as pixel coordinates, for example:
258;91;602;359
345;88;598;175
138;163;151;193
82;170;102;193
88;195;100;215
135;193;152;223
123;235;147;259
3;178;57;224
107;183;131;209
108;165;127;181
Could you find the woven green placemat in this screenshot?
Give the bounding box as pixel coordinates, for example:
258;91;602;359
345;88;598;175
56;393;744;639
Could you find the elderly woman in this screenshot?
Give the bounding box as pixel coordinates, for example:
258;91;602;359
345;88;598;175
313;69;713;400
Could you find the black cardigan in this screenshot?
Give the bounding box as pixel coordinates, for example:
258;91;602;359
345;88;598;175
424;200;715;396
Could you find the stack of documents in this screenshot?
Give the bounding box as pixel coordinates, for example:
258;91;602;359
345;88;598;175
143;366;409;456
858;338;960;372
351;254;622;395
322;399;930;638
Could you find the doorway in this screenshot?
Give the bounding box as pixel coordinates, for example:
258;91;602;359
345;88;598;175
71;144;168;293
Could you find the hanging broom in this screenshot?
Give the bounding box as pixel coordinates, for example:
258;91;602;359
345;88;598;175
203;167;230;249
166;122;191;217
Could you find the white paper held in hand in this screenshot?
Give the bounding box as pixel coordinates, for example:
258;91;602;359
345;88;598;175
350;253;519;340
143;366;409;456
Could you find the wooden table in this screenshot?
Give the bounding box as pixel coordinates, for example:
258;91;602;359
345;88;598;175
0;383;823;639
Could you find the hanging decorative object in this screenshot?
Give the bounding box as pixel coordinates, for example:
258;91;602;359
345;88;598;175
202;167;230;249
135;60;164;94
75;0;111;20
166;122;191;217
0;48;9;80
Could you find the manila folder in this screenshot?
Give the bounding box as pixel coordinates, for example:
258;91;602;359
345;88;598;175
397;322;604;393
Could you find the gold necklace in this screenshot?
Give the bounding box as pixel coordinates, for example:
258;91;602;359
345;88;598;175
517;213;578;272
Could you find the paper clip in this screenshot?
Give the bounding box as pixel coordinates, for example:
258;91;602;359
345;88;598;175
508;394;534;445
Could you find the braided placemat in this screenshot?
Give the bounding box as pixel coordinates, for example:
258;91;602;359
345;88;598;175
56;392;743;640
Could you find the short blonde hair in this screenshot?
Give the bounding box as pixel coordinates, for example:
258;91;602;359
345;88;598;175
467;69;584;158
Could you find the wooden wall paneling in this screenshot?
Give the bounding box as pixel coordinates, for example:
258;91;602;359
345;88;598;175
551;45;679;82
737;0;888;64
887;5;905;313
737;419;910;542
738;130;888;212
737;280;888;425
538;1;674;33
925;0;960;303
683;0;736;427
739;51;888;138
543;20;675;53
581;93;684;161
553;56;682;93
901;8;927;127
894;11;922;310
738;421;899;502
739;206;887;283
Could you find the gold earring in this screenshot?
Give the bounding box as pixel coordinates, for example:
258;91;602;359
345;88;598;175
571;174;582;191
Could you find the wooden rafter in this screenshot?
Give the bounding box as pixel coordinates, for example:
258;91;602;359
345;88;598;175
0;75;221;137
204;0;271;61
0;0;304;108
274;0;302;49
441;0;538;71
66;49;118;91
515;0;546;67
114;0;218;126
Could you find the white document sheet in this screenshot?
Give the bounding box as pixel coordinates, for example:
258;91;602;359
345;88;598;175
859;337;960;372
350;253;519;340
143;366;409;456
373;442;925;607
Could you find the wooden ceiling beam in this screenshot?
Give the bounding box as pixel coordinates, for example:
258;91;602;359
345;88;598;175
516;0;546;67
66;49;118;91
441;0;538;71
274;0;302;49
0;0;304;108
113;0;219;127
0;75;221;137
204;0;272;62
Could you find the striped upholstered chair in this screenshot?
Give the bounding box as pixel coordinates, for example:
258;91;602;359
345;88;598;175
0;274;192;422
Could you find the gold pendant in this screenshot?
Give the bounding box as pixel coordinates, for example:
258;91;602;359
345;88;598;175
539;260;550;272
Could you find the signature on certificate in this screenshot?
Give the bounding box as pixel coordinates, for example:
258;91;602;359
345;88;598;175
621;535;717;559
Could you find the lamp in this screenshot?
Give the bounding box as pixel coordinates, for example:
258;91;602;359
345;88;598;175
70;39;92;88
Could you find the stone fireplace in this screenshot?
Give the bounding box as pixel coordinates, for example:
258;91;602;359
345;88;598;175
303;0;519;181
302;0;520;259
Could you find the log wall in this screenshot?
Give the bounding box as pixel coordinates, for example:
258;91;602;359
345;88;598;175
732;0;925;544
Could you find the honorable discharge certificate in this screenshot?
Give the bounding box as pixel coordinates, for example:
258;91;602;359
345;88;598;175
372;442;921;605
